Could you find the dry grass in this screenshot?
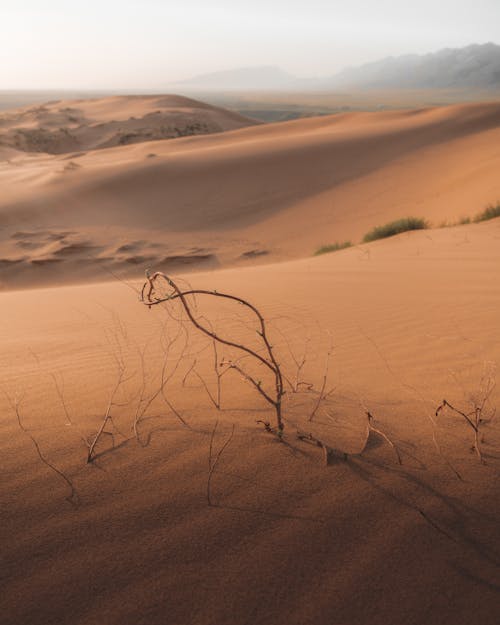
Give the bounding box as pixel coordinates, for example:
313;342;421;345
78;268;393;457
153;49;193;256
473;202;500;223
363;217;428;242
314;241;352;255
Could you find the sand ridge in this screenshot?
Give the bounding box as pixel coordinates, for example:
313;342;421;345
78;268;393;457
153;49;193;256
1;100;500;290
0;94;258;155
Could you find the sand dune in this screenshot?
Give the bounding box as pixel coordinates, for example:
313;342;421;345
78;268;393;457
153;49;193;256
0;94;258;154
1;100;500;289
1;222;499;625
2;93;500;624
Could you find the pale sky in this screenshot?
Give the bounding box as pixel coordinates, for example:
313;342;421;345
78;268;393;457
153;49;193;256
1;0;499;89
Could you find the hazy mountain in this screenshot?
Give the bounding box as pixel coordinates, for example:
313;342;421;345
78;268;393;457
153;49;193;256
175;44;500;92
177;66;297;90
327;43;500;89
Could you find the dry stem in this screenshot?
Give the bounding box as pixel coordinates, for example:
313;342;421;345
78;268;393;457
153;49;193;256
142;272;285;435
207;421;235;506
87;360;132;463
6;391;79;505
364;411;402;465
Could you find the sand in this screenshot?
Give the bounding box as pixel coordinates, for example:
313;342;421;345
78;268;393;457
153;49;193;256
0;94;258;153
1;100;500;289
1;96;499;625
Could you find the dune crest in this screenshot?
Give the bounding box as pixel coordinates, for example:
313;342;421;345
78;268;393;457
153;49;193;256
1;100;500;289
0;94;258;155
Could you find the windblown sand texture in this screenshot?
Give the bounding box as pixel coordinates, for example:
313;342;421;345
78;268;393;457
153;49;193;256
1;99;500;288
1;95;499;625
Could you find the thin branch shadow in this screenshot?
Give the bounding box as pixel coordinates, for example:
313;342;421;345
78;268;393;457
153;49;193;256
345;456;500;569
450;563;500;594
208;501;325;523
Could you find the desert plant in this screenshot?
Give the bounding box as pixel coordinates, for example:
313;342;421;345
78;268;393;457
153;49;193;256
207;421;235;505
363;411;402;464
295;409;401;466
314;241;352;256
141;271;286;436
87;354;132;463
363;217;428;242
473;202;500;223
133;320;190;444
435;365;496;463
5;390;79;505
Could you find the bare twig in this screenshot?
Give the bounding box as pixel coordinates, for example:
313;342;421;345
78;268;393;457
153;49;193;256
142;272;285;435
436;363;496;464
436;399;483;463
363;411;403;464
132;319;191;444
185;340;225;410
87;361;131;463
296;430;347;465
5;391;79;505
272;327;313;393
50;372;73;425
308;336;335;422
207;421;235;506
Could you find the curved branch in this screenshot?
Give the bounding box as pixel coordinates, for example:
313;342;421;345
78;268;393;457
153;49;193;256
141;272;284;432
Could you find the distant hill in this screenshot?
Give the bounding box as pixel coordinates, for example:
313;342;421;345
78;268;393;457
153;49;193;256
327;43;500;90
0;94;259;154
177;66;297;90
175;44;500;92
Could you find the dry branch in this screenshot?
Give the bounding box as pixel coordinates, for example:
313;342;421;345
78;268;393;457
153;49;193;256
308;340;335;422
184;340;226;410
436;363;496;463
141;271;285;435
87;360;132;463
6;391;79;505
296;430;347;465
207;421;235;506
272;327;313;393
133;321;189;443
436;399;483;463
364;411;403;465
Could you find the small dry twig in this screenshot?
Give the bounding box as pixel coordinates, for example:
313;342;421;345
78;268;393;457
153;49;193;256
5;391;79;505
296;430;347;466
87;359;132;463
363;411;403;465
185;339;226;410
308;337;335;422
435;363;496;464
133;321;189;443
207;421;235;506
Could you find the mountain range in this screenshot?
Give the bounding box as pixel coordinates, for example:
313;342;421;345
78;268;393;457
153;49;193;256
176;43;500;91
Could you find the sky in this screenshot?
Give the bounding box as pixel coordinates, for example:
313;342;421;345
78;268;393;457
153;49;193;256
1;0;499;89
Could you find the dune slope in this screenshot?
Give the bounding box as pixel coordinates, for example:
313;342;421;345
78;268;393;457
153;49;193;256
0;94;258;154
1;222;499;625
1;101;500;289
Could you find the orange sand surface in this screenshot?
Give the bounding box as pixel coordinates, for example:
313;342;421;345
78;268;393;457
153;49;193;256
1;100;500;289
1;219;500;624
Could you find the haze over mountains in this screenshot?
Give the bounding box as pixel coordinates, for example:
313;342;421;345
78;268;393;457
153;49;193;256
330;42;500;89
179;66;297;90
178;43;500;91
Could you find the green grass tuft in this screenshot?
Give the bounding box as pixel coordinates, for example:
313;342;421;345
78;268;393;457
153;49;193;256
314;241;352;256
473;202;500;223
363;217;428;243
